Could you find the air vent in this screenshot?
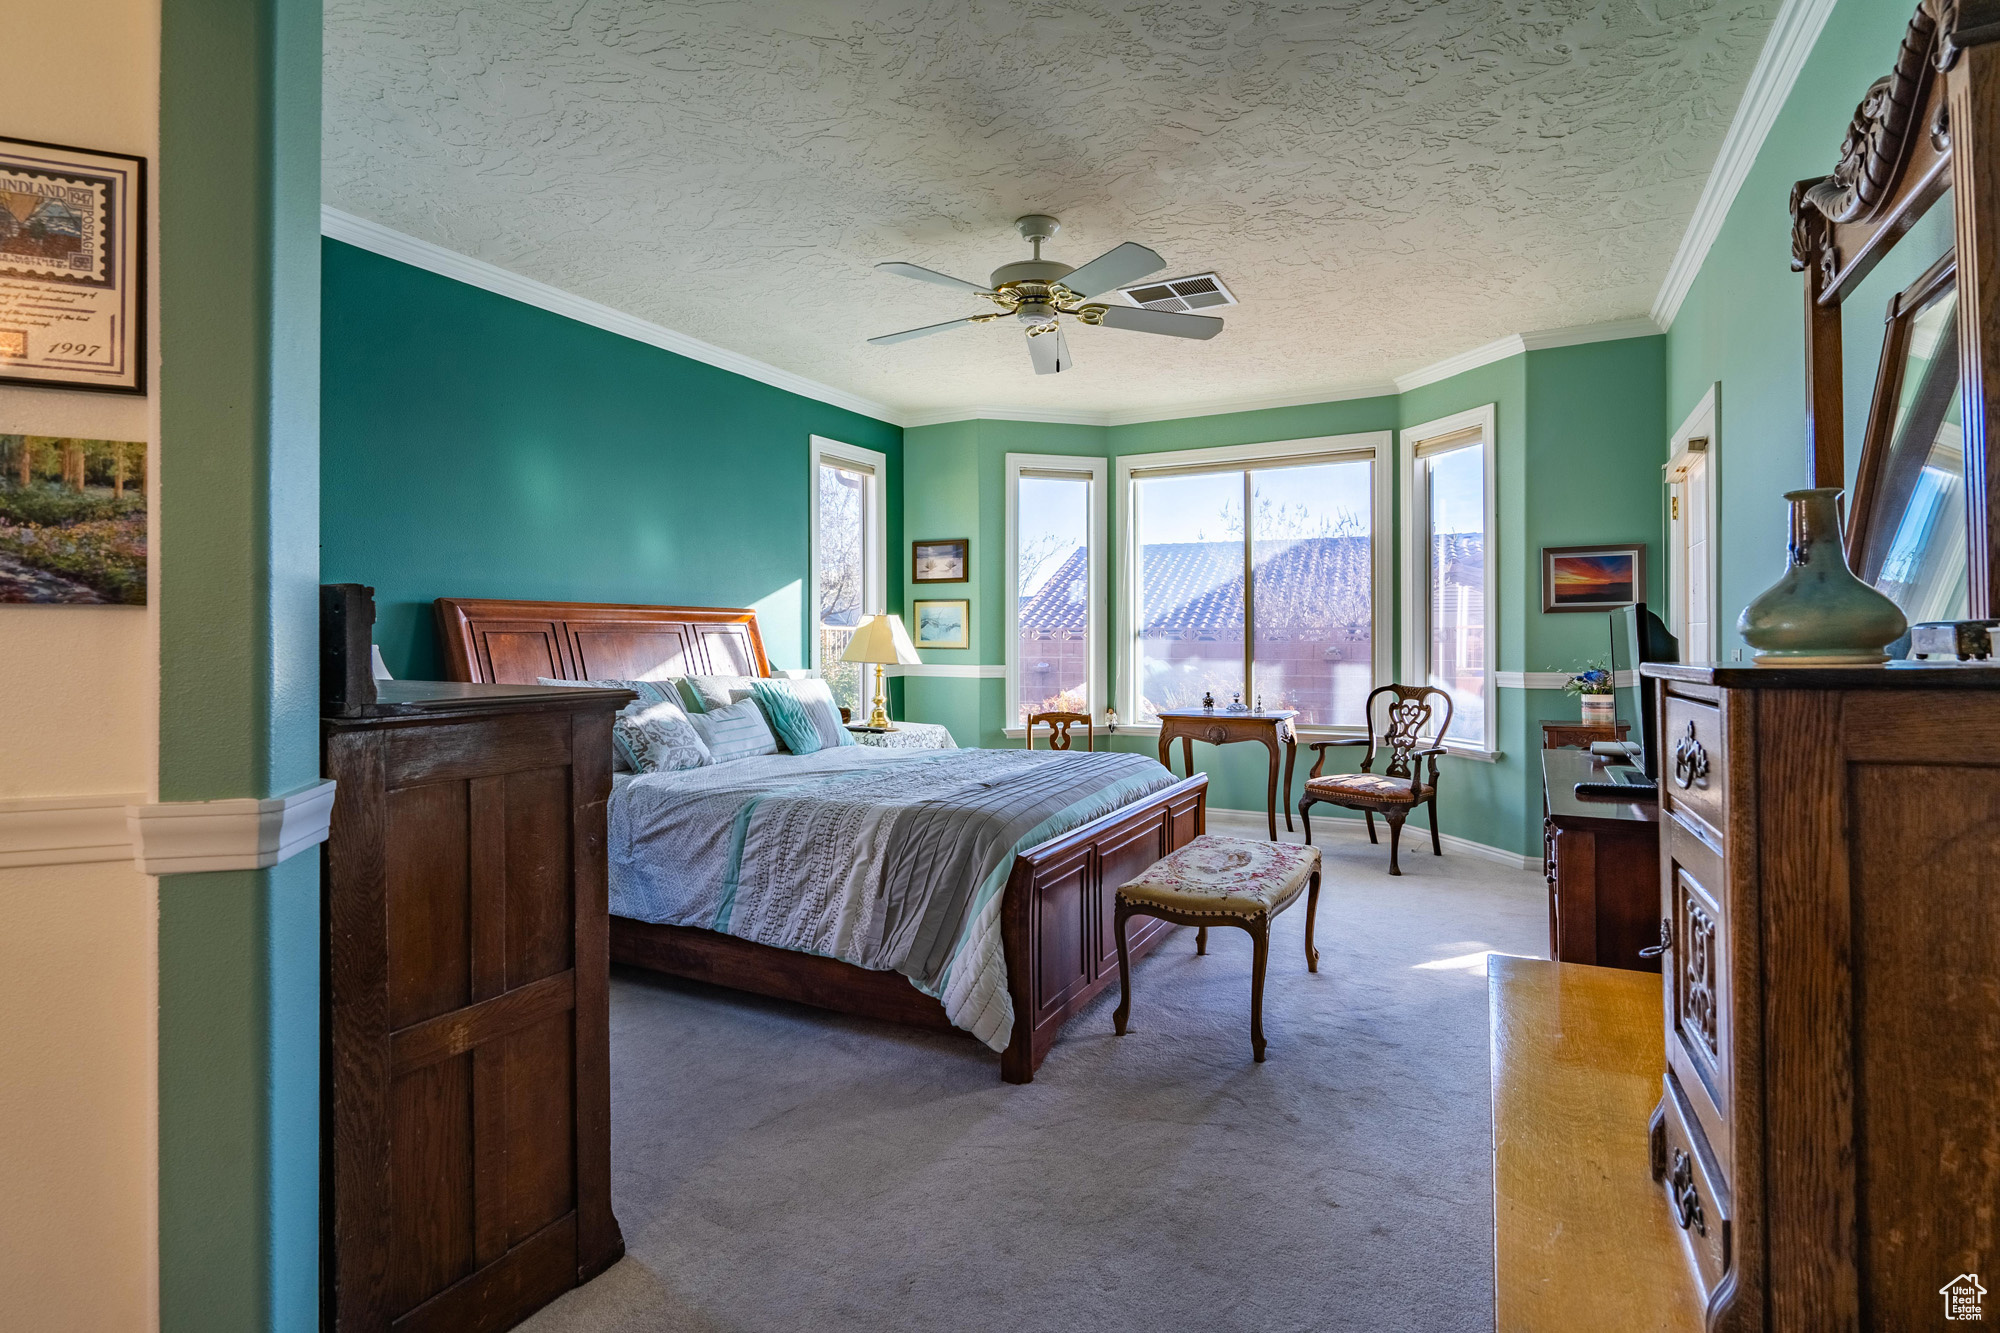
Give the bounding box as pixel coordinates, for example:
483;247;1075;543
1117;272;1238;313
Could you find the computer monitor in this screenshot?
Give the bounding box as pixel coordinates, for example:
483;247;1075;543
1609;603;1679;781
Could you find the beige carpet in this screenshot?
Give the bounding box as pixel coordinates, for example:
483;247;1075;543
521;821;1546;1333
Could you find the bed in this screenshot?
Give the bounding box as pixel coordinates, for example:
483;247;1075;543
434;596;1208;1082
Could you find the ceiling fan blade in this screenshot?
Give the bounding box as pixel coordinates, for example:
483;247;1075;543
875;261;994;295
1057;242;1166;298
868;316;987;346
1093;304;1224;340
1026;323;1071;375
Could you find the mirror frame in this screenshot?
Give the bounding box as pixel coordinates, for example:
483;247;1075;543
1847;249;1956;581
1790;0;2000;618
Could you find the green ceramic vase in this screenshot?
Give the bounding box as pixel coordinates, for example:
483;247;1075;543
1737;487;1907;665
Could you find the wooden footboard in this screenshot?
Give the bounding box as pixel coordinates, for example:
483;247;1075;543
607;773;1209;1083
998;773;1208;1082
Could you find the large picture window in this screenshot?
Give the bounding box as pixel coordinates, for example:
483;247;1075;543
1006;454;1106;728
1117;434;1391;731
809;437;886;714
1400;406;1496;755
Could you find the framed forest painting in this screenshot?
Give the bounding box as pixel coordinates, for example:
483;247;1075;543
0;435;146;603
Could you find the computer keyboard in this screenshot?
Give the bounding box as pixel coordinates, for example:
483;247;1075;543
1573;779;1658;802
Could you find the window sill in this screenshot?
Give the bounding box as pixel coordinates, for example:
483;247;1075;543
1442;743;1503;763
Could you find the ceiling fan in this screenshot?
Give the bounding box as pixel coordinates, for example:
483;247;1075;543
870;215;1225;375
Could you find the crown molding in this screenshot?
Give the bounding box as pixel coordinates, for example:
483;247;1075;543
321;207;904;427
326;207;1667;433
127;780;337;876
0;793;147;870
1651;0;1840;329
1392;317;1663;394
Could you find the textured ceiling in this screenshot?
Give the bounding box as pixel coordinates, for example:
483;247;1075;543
324;0;1779;418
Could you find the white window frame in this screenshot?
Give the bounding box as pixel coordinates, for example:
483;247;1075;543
1400;404;1499;760
808;436;888;678
1113;431;1394;738
1665;384;1720;663
1003;453;1108;738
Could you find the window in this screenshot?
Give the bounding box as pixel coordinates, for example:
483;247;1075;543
1006;454;1106;728
809;437;886;714
1401;406;1496;755
1116;434;1391;731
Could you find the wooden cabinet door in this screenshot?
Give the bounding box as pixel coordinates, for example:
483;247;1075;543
327;708;619;1333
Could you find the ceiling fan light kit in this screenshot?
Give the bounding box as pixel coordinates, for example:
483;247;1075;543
871;215;1225;375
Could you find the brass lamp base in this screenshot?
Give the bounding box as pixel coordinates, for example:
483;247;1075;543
866;685;893;731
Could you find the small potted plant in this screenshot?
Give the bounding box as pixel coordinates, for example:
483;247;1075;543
1563;661;1616;725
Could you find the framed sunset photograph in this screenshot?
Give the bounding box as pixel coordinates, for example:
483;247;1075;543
1543;543;1644;613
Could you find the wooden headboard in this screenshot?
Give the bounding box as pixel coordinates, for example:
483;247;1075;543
434;597;771;684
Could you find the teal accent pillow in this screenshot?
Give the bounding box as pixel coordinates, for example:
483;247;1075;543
750;679;823;755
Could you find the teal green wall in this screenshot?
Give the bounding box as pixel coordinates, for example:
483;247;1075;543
1664;0;1956;648
321;240;904;679
158;0;323;1328
901;341;1666;858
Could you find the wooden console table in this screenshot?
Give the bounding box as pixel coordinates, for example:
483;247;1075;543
1491;955;1700;1332
1156;709;1298;840
1541;748;1660;972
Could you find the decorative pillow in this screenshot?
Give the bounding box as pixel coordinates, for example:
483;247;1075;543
537;677;710;772
614;699;711;772
738;677;852;749
680;674;761;713
688;698;779;762
745;680;823;755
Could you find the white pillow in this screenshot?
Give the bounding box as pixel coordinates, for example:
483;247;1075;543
731;676;853;750
688;698;779;762
537;677;709;772
681;673;761;712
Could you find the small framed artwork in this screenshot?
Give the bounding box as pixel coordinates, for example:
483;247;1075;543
0;137;147;394
1543;543;1645;613
912;538;969;583
0;436;147;603
913;598;970;649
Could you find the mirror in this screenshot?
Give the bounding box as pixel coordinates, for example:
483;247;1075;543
1851;253;1968;623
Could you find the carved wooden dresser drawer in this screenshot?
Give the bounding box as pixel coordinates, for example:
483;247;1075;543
1640;663;2000;1332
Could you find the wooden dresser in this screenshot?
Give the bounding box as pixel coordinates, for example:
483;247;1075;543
323;680;633;1333
1540;747;1661;972
1642;663;2000;1331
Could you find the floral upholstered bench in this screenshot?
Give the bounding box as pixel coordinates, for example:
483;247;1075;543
1111;834;1322;1062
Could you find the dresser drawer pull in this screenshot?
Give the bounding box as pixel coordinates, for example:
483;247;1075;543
1670;1148;1708;1236
1638;917;1673;959
1672;721;1710;790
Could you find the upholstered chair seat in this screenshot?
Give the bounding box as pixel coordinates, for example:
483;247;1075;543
1111;834;1322;1062
1303;772;1428;807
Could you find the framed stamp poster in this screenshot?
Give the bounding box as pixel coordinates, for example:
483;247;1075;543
0;138;146;394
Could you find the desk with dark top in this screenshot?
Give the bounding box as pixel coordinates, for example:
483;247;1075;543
1540;747;1660;972
1155;709;1298;841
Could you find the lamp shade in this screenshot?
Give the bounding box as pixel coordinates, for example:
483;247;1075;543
840;613;922;666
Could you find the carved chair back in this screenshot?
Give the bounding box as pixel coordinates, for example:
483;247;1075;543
1360;684;1454;781
1027;710;1094;752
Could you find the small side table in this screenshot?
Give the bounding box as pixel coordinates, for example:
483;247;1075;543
844;721;957;751
1154;709;1299;840
1540;719;1631;751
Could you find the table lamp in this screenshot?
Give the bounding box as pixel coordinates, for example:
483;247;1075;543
839;613;922;729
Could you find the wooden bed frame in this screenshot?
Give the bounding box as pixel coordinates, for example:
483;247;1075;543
434;596;1208;1083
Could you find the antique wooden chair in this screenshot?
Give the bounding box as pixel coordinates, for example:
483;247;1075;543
1298;683;1453;876
1026;710;1094;751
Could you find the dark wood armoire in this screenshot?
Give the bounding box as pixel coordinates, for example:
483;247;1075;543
322;679;633;1333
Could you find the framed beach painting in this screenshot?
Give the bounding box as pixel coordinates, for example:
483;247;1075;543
913;598;969;648
1543;543;1644;613
912;538;968;583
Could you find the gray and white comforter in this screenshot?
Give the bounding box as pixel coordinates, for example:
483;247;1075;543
609;745;1178;1050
